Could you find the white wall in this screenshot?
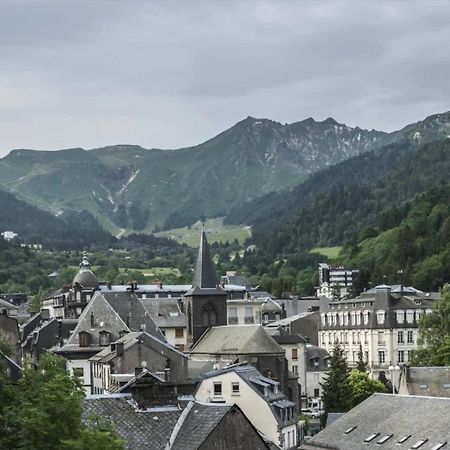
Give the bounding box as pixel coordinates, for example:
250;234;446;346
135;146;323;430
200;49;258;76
67;359;91;393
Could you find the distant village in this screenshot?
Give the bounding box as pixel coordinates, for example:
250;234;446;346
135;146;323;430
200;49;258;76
1;230;449;450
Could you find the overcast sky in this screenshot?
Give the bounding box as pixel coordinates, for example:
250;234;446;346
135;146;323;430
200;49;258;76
0;0;449;155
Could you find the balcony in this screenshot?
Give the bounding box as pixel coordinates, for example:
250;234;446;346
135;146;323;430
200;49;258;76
244;316;254;324
228;316;238;325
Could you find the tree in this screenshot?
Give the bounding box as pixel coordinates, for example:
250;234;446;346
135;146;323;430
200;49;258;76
355;344;367;373
348;370;386;407
412;285;450;366
321;343;352;413
63;418;124;450
331;283;341;301
6;354;84;450
377;371;393;393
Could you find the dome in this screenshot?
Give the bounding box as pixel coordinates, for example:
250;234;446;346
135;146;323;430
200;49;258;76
72;252;99;289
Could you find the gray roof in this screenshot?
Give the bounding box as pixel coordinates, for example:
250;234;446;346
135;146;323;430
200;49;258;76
73;269;99;289
171;402;233;450
301;393;450;450
306;344;330;371
82;395;181;450
102;291;164;339
266;311;316;327
190;325;284;355
192;230;218;289
140;297;187;328
402;366;450;397
271;334;307;345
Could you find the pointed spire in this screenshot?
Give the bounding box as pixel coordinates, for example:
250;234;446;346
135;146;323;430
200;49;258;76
192;229;218;289
79;251;91;272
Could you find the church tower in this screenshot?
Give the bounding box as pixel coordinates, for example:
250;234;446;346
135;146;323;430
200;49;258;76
184;229;227;348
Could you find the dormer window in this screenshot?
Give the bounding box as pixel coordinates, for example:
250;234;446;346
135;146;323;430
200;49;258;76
376;310;385;325
79;331;91;347
99;331;111;346
396;310;405;324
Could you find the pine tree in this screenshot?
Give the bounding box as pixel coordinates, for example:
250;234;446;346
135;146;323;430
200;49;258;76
356;344;367;372
321;343;353;413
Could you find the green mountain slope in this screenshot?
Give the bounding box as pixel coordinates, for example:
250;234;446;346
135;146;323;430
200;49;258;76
241;138;450;258
0;116;389;233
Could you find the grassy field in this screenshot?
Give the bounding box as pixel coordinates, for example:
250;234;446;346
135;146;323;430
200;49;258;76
309;246;342;259
156;217;251;247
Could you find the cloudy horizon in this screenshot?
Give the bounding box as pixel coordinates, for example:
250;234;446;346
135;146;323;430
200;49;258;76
0;0;449;156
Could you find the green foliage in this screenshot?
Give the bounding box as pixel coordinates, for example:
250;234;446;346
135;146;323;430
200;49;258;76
355;344;367;373
63;418;124;450
321;343;352;413
412;285;450;366
2;354;84;450
348;370;386;408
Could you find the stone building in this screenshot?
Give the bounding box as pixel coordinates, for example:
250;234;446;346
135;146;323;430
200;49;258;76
319;285;438;374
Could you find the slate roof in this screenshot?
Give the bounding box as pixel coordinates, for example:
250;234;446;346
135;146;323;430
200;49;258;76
171;402;233;450
82;395;181;450
300;393;450;450
271;334;307;345
192;230;218;289
305;344;330;371
140;297;187;328
402;366;450;397
190;325;284;355
267;312;316;327
101;291;164;339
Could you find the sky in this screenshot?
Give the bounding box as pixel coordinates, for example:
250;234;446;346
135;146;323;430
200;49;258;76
0;0;449;155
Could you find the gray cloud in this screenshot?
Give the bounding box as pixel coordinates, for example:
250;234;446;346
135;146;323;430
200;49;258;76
0;0;449;155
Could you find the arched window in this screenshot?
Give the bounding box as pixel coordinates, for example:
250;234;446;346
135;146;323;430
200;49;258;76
202;304;218;327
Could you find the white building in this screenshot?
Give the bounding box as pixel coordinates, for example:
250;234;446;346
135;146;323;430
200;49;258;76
195;364;298;450
319;285;439;375
317;263;359;300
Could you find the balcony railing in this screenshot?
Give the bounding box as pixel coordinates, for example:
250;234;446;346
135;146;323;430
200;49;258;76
228;316;238;325
244;316;254;324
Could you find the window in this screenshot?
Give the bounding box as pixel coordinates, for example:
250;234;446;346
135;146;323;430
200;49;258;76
213;382;222;396
244;306;254;324
99;331;111;347
398;330;404;343
431;443;448;450
377;434;393;444
407;330;414;344
175;328;184;338
344;426;356;434
231;382;240;394
411;440;428;449
398;350;405;363
364;331;369;345
364;433;379;443
357;332;361;344
79;331;91;347
356;312;361;325
363;311;369;325
321;314;326;326
351;312;356;325
292;365;298;374
378;350;385;365
396;310;405;324
292;348;298;360
406;310;414;324
378;331;385;345
376;310;385;325
397;435;411;444
314;388;320;397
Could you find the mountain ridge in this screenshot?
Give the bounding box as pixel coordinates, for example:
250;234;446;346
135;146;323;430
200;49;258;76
0;111;449;235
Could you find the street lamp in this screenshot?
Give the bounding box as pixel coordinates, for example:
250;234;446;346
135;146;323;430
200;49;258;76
388;365;400;394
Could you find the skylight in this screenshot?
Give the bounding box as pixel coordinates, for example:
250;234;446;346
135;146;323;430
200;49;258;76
431;443;447;450
398;435;411;444
411;439;428;449
377;434;393;444
344;426;356;434
364;433;380;442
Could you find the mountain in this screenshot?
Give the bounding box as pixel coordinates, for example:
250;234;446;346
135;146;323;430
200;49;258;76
0;117;389;234
231;137;450;259
225;112;450;237
0;111;448;236
0;188;114;250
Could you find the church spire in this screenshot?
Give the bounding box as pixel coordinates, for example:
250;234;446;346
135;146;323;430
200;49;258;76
192;229;218;289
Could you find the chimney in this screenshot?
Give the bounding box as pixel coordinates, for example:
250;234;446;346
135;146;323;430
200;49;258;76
116;342;124;357
107;281;112;290
110;343;116;352
90;312;95;328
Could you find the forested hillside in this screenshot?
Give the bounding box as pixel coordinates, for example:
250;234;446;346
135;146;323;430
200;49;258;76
340;184;450;291
0;189;114;250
